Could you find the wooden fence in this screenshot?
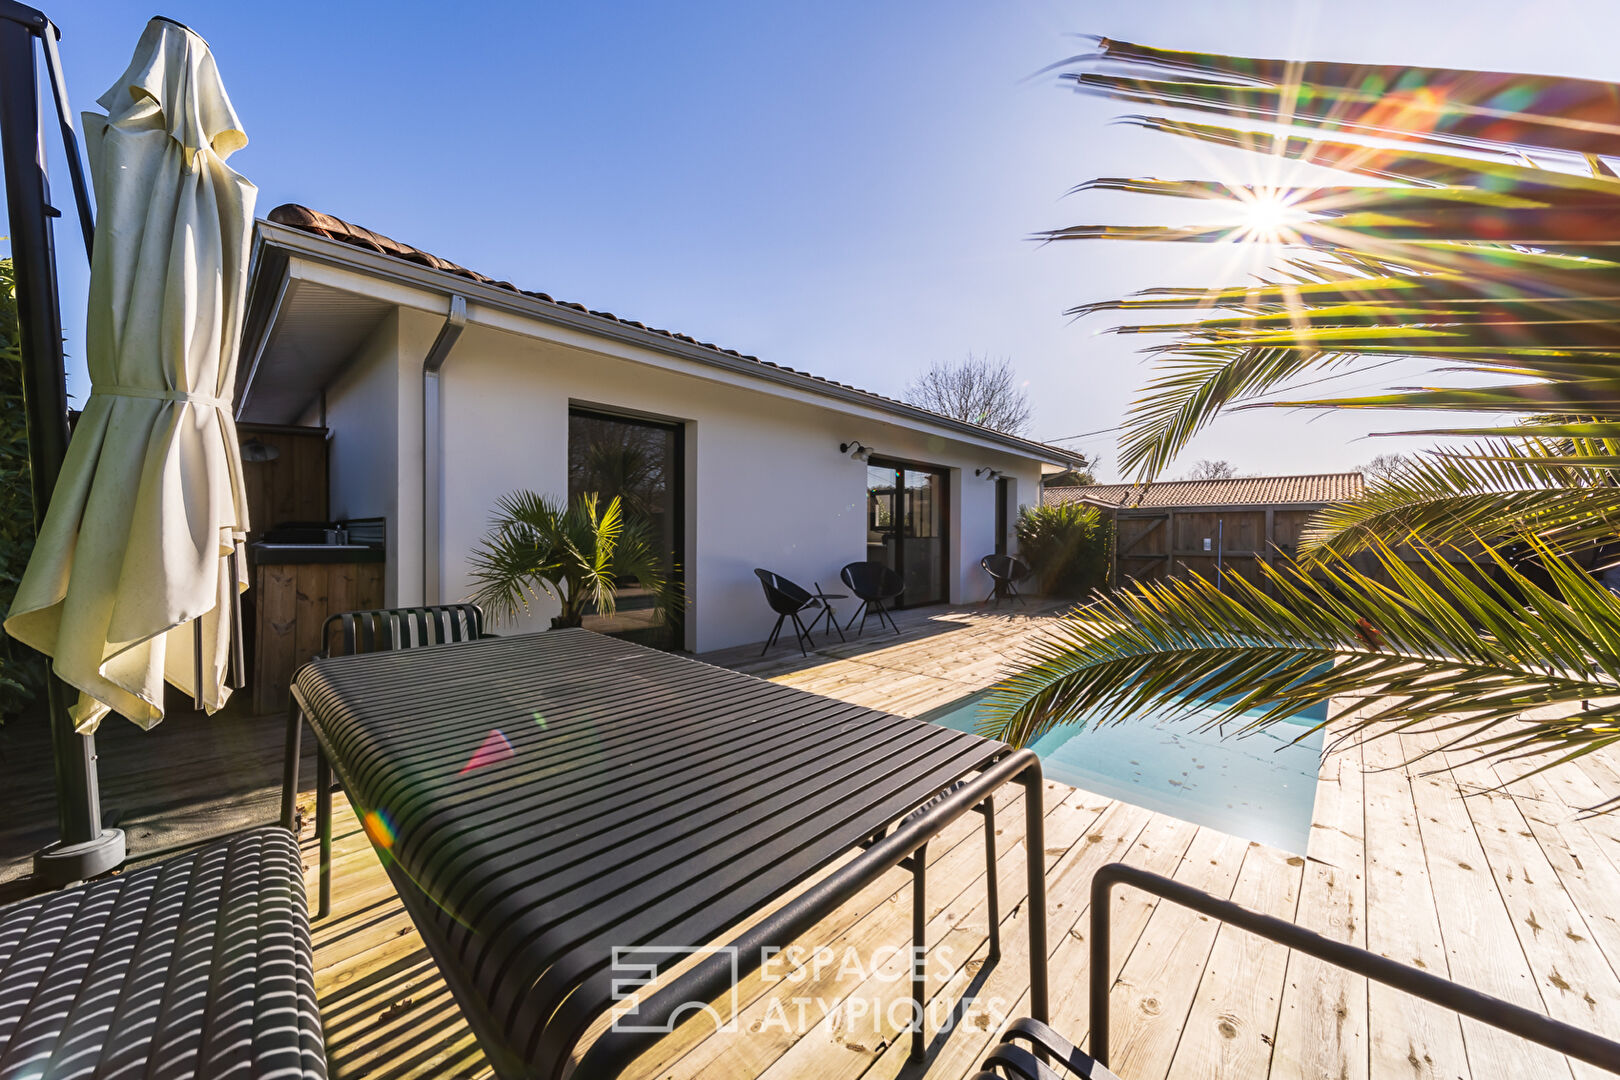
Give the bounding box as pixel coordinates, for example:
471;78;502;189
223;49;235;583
1109;503;1484;593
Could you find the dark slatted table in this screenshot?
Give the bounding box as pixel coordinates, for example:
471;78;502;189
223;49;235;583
291;628;1048;1079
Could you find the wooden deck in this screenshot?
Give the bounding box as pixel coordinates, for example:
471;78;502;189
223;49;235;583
3;602;1620;1078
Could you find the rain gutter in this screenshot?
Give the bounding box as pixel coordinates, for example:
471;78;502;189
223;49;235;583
421;294;466;604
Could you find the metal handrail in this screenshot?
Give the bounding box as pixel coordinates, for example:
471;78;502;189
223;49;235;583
577;748;1050;1078
1089;861;1620;1073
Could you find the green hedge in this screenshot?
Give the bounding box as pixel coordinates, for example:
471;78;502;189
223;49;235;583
0;257;45;719
1016;501;1112;597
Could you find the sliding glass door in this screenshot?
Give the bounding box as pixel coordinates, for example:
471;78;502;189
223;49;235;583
568;408;683;647
864;459;949;607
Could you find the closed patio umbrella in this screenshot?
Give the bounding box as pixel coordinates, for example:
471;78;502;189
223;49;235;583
4;17;253;732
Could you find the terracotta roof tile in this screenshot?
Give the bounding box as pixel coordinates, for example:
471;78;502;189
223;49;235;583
1045;472;1364;510
266;204;1082;461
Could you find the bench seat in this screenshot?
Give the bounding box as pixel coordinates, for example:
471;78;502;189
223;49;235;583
0;825;325;1079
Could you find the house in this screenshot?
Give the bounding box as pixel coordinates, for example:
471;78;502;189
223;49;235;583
1044;473;1365;587
233;205;1086;653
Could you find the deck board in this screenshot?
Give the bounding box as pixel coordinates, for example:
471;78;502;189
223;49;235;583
1170;841;1304;1080
1269;737;1368;1080
3;601;1619;1078
1104;827;1251;1080
1359;732;1473;1080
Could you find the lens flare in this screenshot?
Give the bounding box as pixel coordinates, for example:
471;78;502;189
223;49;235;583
362;808;395;851
460;729;515;774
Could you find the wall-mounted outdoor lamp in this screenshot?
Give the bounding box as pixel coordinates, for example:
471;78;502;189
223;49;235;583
240;436;280;462
974;466;1003;481
840;440;872;462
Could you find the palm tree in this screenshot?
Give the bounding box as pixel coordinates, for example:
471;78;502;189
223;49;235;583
981;39;1620;789
467;491;675;629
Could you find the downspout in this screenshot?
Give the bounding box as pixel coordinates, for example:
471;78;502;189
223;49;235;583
422;294;467;604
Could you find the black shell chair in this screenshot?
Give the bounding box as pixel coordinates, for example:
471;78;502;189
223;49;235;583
840;560;904;636
754;568;825;657
981;553;1030;607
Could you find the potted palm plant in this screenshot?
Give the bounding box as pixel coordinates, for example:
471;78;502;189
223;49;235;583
467;491;675;630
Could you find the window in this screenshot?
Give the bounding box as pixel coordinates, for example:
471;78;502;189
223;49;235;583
995;477;1010;557
864;459;949;607
567;408;684;648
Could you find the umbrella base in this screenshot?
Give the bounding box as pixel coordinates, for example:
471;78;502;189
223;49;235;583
34;827;126;886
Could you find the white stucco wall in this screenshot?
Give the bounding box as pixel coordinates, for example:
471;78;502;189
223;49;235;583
429;323;1042;652
311;311;403;604
286;267;1050;652
302;307;443;607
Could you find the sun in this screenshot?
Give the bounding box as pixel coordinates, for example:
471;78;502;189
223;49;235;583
1229;188;1309;243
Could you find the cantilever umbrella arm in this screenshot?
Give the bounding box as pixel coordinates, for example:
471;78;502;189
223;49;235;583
577;748;1050;1078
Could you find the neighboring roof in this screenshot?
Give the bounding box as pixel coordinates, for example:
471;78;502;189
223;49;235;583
256;204;1087;466
1045;472;1364;510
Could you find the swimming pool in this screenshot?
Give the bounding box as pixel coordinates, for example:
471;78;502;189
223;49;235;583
920;690;1326;854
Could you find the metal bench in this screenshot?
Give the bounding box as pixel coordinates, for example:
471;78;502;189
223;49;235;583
279;603;486;918
0;826;326;1079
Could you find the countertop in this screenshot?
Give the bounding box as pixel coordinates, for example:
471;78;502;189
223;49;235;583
250;542;386;565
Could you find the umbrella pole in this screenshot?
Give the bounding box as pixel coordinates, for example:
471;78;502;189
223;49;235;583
0;1;125;884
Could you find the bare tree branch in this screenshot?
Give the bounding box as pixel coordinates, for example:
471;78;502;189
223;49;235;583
903;354;1033;435
1359;452;1410;481
1186;459;1240;480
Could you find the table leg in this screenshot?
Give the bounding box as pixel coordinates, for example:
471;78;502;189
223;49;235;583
316;748;333;920
980;797;1000;961
911;840;928;1062
1022;770;1049;1025
280;698;302;831
818;600;846;643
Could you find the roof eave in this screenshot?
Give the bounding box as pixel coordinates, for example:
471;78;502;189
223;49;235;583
244;221;1090;469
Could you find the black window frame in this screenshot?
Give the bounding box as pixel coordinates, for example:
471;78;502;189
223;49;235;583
865;455;951;609
995;476;1010;558
566;405;687;648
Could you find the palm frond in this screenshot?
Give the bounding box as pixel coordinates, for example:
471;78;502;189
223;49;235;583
1022;39;1620;803
467;492;570;622
1071;39;1620;155
1387;421;1620;444
979;538;1620;775
1048;43;1620;477
576;493;620;617
466;490;674;626
1117;345;1348;475
1300;440;1620;556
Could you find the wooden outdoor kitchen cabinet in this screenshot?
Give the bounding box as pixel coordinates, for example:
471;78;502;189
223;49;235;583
237;422;388;714
251;554;384;714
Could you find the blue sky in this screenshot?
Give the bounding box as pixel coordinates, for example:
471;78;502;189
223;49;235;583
11;0;1617;480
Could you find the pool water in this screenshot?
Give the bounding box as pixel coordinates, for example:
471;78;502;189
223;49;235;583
920;691;1326;854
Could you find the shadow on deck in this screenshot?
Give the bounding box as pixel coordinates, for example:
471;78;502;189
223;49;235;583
6;603;1616;1080
701;599;1072;684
